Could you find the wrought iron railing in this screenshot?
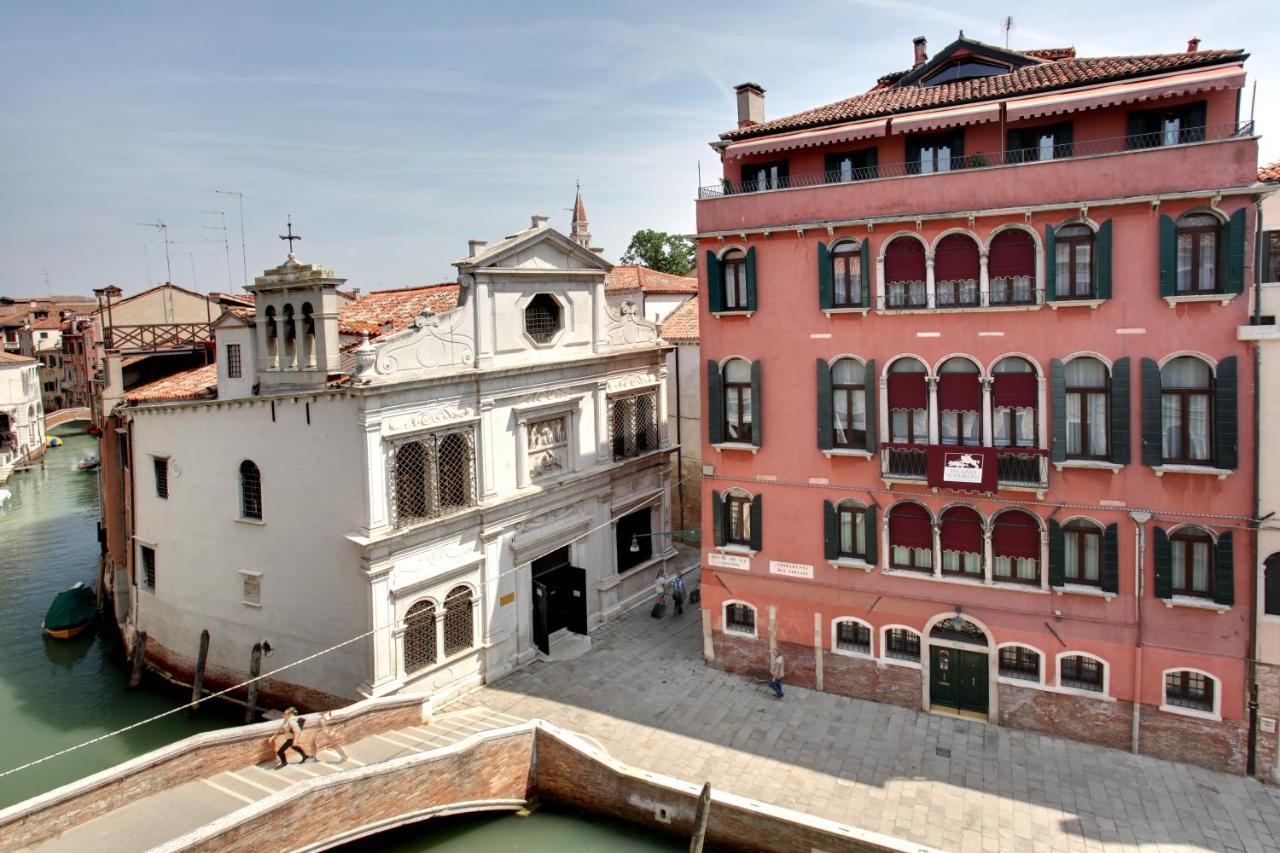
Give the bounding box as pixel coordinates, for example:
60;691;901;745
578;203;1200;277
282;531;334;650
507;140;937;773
699;121;1254;198
995;449;1048;487
882;444;927;479
878;285;1044;311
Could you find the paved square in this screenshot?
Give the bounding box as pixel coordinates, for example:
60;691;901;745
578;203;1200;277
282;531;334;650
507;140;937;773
451;581;1280;852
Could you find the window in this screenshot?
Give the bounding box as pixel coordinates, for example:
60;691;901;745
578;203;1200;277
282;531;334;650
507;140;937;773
1063;520;1102;585
1160;357;1212;464
1065;358;1108;459
992;357;1037;449
940;506;983;579
934;234;980;307
1267;554;1280;617
830;242;863;307
153;457;169;499
993;510;1040;584
1267;231;1280;284
226;343;243;379
909;131;962;173
824;148;878;183
999;646;1041;681
938;358;981;446
1007;121;1073;162
239;460;263;520
610;392;657;460
1171;527;1214;597
884;628;920;662
831;358;866;448
528;416;569;480
1060;654;1103;692
923;58;1008;86
883;237;927;309
888;358;928;445
524;293;562;344
1176;213;1221;293
889;502;933;572
725;492;752;547
741;159;787;192
1165;670;1215;713
140;545;157;589
443;585;474;657
1055;224;1095;298
403;600;437;675
1128;101;1206;148
836;501;867;560
835;620;871;654
241;572;262;606
391;430;477;527
722;358;753;443
721;250;748;310
988;229;1037;305
725;602;756;635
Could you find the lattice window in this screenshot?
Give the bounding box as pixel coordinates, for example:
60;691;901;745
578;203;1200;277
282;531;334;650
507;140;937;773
140;545;156;589
388;429;476;528
403;600;437;675
239;460;262;520
443;585;474;657
524;294;562;343
609;391;658;460
153;457;169;499
527;416;568;480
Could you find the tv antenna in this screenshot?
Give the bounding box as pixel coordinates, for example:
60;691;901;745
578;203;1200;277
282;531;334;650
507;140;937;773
1002;15;1014;49
203;210;234;290
138;220;174;283
215;189;249;288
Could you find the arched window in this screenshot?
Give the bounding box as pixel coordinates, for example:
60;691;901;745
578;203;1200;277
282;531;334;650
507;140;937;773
834;499;867;561
436;432;472;510
998;645;1041;682
934;234;980;307
264;305;277;339
1171;526;1215;598
831;358;866;449
723;489;753;547
391;430;477;528
1064;357;1109;459
993;509;1040;584
884;237;926;309
403;600;437;675
395;441;428;521
239;460;262;520
888;358;928;445
889;502;933;572
992;357;1037;450
940;506;983;579
938;358;980;447
1176;213;1221;293
1164;669;1217;714
883;627;921;662
989;229;1037;304
833;618;872;655
1064;519;1102;585
1160;357;1213;464
725;601;756;636
283;303;296;342
830;241;863;307
721;249;748;310
1055;224;1095;298
1059;653;1104;693
722;358;753;443
443;585;474;657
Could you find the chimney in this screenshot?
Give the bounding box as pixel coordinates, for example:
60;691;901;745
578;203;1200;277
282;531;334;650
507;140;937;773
468;239;488;257
530;215;550;229
734;83;765;128
1186;37;1200;53
913;36;928;67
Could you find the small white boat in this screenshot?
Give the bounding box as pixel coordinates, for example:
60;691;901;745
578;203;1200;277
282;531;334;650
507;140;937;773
75;456;99;471
0;488;11;508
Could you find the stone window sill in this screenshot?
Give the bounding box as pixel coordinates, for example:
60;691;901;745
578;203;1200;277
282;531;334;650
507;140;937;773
829;558;875;572
712;442;759;455
1053;685;1115;702
1053;459;1123;474
1152;464;1232;479
711;310;754;319
881;569;1049;594
1053;584;1116;601
717;544;757;557
1158;703;1221;722
823;447;875;459
1163;292;1239;307
880;656;921;670
1047;298;1106;310
997;675;1049;691
1162;595;1230;613
822;307;871;317
724;626;758;640
235;517;266;526
241;601;263;609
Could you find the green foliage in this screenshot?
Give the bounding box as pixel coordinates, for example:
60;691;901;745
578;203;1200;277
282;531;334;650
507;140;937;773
620;229;695;276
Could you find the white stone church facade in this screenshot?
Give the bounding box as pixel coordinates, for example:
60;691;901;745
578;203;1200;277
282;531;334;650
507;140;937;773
119;217;681;707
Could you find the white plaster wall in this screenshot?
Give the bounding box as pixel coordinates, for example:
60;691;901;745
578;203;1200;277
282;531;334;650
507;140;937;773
215;325;258;400
489;282;595;361
643;294;688;326
0;361;44;472
669;342;701;463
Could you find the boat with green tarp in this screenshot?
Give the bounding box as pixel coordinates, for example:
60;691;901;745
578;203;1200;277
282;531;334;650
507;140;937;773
43;583;96;639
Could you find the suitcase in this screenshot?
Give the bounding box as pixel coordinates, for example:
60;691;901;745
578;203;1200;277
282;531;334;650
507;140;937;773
650;597;667;618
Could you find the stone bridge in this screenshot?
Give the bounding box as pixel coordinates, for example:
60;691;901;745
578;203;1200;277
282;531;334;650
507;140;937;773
44;408;90;430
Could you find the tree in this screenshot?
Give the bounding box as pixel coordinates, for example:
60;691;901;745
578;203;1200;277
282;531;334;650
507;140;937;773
619;229;695;276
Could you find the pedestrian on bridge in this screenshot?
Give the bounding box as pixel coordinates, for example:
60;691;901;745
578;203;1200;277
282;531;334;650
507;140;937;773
274;707;310;768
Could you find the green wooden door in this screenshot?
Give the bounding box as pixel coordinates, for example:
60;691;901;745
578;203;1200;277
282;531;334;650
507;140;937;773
930;647;958;709
958;650;989;715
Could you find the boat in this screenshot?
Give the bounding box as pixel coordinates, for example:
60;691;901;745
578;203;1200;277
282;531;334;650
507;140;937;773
46;436;62;448
0;488;10;508
75;455;99;471
43;583;97;639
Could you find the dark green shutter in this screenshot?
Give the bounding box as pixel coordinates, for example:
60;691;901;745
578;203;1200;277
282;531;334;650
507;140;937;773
1095;219;1113;300
816;359;833;450
950;130;965;163
1154;527;1172;599
1110;358;1131;465
818;242;832;310
864;505;878;565
749;494;763;552
750;359;762;447
707;360;724;445
1185;101;1207;140
1214;531;1234;607
706;250;723;313
1215;356;1238;469
1125;112;1145;148
823;500;838;560
1101;524;1119;594
1224;208;1246;294
1048;520;1065;587
711;491;724;546
1158;215;1177;297
859;238;872;307
1140;358;1163;467
1050;359;1066;463
1044;225;1057;301
1266;556;1280;616
864;359;878;451
745;246;758;311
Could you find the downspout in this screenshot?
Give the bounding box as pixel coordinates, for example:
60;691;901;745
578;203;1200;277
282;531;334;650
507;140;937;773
1129;510;1151;755
1248;195;1265;776
674;344;685;531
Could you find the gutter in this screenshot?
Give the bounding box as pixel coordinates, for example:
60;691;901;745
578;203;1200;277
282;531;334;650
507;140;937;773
1248;194;1266;776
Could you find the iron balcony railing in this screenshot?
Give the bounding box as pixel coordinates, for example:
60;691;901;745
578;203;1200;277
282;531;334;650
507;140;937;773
699;120;1254;198
882;444;928;479
878;280;1044;311
880;444;1049;488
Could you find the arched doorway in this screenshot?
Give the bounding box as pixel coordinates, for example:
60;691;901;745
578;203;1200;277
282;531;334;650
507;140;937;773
924;612;993;720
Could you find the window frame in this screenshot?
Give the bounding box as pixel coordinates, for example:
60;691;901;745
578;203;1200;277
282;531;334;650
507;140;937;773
226;343;243;379
238;459;263;521
882;626;921;663
835;501;867;561
831;358;866;449
721;250;748;310
139;544;157;590
832;618;873;657
1065;358;1110;460
1056;225;1095;299
442;584;475;658
725;492;753;548
1162;668;1219;717
829;242;863;308
390;428;478;528
1160;359;1214;465
724;600;757;637
1175;216;1221;294
1063;519;1103;586
523;293;563;344
1058;653;1105;694
153;456;169;500
1170;527;1215;598
998;644;1042;683
722;358;753;444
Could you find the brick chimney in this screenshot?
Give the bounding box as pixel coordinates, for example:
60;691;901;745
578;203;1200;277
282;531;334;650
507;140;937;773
913;36;928;68
734;83;765;128
1187;37;1200;53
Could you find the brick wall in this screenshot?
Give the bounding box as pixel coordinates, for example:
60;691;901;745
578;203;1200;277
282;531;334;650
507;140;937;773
1257;662;1280;784
1139;705;1248;774
998;682;1131;751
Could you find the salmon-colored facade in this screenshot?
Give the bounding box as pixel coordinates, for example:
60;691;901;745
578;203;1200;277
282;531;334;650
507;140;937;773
695;36;1263;773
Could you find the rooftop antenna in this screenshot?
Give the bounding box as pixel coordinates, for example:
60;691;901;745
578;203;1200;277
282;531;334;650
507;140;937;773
1002;15;1014;49
138;220;174;283
181;251;199;293
203;210;234;291
215;190;249;288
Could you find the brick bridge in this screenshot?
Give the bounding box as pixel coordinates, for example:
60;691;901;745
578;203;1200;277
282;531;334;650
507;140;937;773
44;408;90;430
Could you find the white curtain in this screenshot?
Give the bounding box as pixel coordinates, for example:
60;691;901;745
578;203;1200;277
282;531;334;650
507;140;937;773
1192;541;1210;591
1161;395;1182;459
1188;395;1209;460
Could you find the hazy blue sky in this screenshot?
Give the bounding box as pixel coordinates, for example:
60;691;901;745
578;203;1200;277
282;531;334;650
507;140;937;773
1;1;1276;299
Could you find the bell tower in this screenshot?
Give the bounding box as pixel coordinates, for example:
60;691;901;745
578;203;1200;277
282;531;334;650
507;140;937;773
569;182;591;248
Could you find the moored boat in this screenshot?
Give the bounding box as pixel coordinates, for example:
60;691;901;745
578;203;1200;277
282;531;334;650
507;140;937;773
43;583;96;639
75;455;99;471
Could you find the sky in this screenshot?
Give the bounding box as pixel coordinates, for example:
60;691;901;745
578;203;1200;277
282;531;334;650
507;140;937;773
1;1;1277;299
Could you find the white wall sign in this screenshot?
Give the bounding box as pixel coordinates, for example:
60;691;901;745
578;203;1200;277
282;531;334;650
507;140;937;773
943;451;983;484
769;560;814;579
707;552;750;571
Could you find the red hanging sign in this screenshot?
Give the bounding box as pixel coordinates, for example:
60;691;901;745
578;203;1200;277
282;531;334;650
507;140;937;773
926;445;998;493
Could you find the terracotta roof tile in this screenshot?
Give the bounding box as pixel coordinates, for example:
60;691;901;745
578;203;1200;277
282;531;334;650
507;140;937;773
1260;161;1280;183
0;351;38;365
605;266;699;295
338;283;459;337
723;49;1246;141
659;296;699;342
125;364;218;403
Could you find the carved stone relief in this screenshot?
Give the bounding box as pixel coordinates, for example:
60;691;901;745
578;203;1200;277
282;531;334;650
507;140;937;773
375;307;475;376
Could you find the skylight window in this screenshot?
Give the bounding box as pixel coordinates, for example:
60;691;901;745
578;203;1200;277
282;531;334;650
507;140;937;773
923;59;1009;86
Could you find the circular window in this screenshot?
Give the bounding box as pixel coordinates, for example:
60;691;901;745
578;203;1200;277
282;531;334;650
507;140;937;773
524;294;562;344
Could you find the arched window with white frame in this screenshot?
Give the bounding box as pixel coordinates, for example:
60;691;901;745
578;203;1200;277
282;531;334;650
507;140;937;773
239;459;263;521
992;509;1041;585
832;617;873;656
1058;652;1106;694
882;626;921;663
724;600;757;637
403;599;437;676
934;233;980;307
443;584;475;657
883;237;926;309
998;644;1042;683
889;501;933;572
1160;356;1213;465
1162;668;1219;716
988;229;1037;305
992;357;1038;450
830;241;864;307
940;505;983;579
1063;356;1110;460
938;357;981;446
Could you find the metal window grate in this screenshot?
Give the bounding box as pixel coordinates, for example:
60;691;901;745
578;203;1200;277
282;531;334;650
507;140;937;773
1165;670;1214;711
836;621;871;653
524;294;561;343
226;343;242;379
154;457;169;499
239;460;262;520
443;585;474;657
999;646;1040;681
1060;655;1103;692
726;603;755;632
389;429;476;528
403;600;436;675
609;392;658;460
884;628;920;661
141;545;156;589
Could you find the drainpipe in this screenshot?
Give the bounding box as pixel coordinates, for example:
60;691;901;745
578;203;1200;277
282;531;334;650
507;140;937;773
1248;195;1265;777
1129;510;1152;755
673;344;685;531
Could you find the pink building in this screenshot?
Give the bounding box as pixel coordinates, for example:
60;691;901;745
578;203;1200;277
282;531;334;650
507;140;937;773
695;35;1262;774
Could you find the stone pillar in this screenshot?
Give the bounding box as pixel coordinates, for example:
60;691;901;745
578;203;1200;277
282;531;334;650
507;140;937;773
983;527;994;584
979;250;991;306
367;565;397;694
594;381;610;466
471;274;494;368
255;317;271;373
982;378;994;448
813;612;824;692
656;370;670;445
514;415;530;489
434;608;447;665
925;257;936;307
272;315;285;369
927;377;940;444
479;400;497;498
932;523;943;578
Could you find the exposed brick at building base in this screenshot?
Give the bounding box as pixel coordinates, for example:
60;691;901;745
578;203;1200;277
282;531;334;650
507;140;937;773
997;682;1132;752
1257;661;1280;784
1140;703;1248;774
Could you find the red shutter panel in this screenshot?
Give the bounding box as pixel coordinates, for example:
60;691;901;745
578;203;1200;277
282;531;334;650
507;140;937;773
889;503;933;549
887;373;927;410
938;373;980;411
993;373;1038;408
940;507;983;553
993;511;1040;559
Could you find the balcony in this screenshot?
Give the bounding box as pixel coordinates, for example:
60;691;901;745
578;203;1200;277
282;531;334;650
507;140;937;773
879;280;1042;312
880;444;1049;491
883;444;927;479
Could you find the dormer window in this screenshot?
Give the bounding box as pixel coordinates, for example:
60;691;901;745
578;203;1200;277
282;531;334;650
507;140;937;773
922;58;1009;86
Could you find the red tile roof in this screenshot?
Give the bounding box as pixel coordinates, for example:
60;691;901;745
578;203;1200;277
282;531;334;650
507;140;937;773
29;317;64;330
124;364;218;403
0;351;37;365
722;49;1246;142
605;266;699;295
338;284;459;338
1261;161;1280;183
659;296;699;343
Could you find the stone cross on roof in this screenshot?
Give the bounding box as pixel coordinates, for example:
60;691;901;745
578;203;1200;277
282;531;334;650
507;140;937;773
279;216;302;256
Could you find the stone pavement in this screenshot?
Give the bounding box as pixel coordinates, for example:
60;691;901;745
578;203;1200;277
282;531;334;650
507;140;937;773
449;594;1280;853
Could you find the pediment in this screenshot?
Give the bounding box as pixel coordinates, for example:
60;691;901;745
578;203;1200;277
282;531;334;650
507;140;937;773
464;227;612;273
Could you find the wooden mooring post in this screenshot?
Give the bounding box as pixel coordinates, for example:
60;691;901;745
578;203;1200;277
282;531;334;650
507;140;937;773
189;629;210;716
127;631;147;690
244;642;263;724
689;781;712;853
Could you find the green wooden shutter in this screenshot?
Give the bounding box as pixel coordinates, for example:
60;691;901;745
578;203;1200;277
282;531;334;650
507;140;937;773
950;129;965;163
1095;219;1113;300
749;494;763;552
860;238;872;307
1214;531;1234;607
1215;356;1238;469
1140;358;1163;467
1266;556;1280;616
707;360;724;445
1224;208;1246;294
1101;523;1119;594
745;246;758;311
864;505;878;565
864;359;879;452
818;242;832;310
1048;519;1065;587
1158;215;1177;297
816;359;833;450
823;500;838;560
711;490;724;546
750;359;762;447
706;250;723;313
1125;111;1145;148
1110;358;1131;465
1153;527;1172;599
1050;359;1066;463
865;148;879;179
1044;225;1057;301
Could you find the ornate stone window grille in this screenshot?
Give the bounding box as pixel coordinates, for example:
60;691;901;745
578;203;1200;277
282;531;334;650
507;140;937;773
609;391;658;460
443;585;475;657
527;415;568;480
403;600;437;675
388;429;476;528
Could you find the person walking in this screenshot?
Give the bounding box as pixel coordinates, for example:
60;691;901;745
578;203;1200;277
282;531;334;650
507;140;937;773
670;572;686;616
651;569;669;618
768;652;786;699
274;707;310;768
